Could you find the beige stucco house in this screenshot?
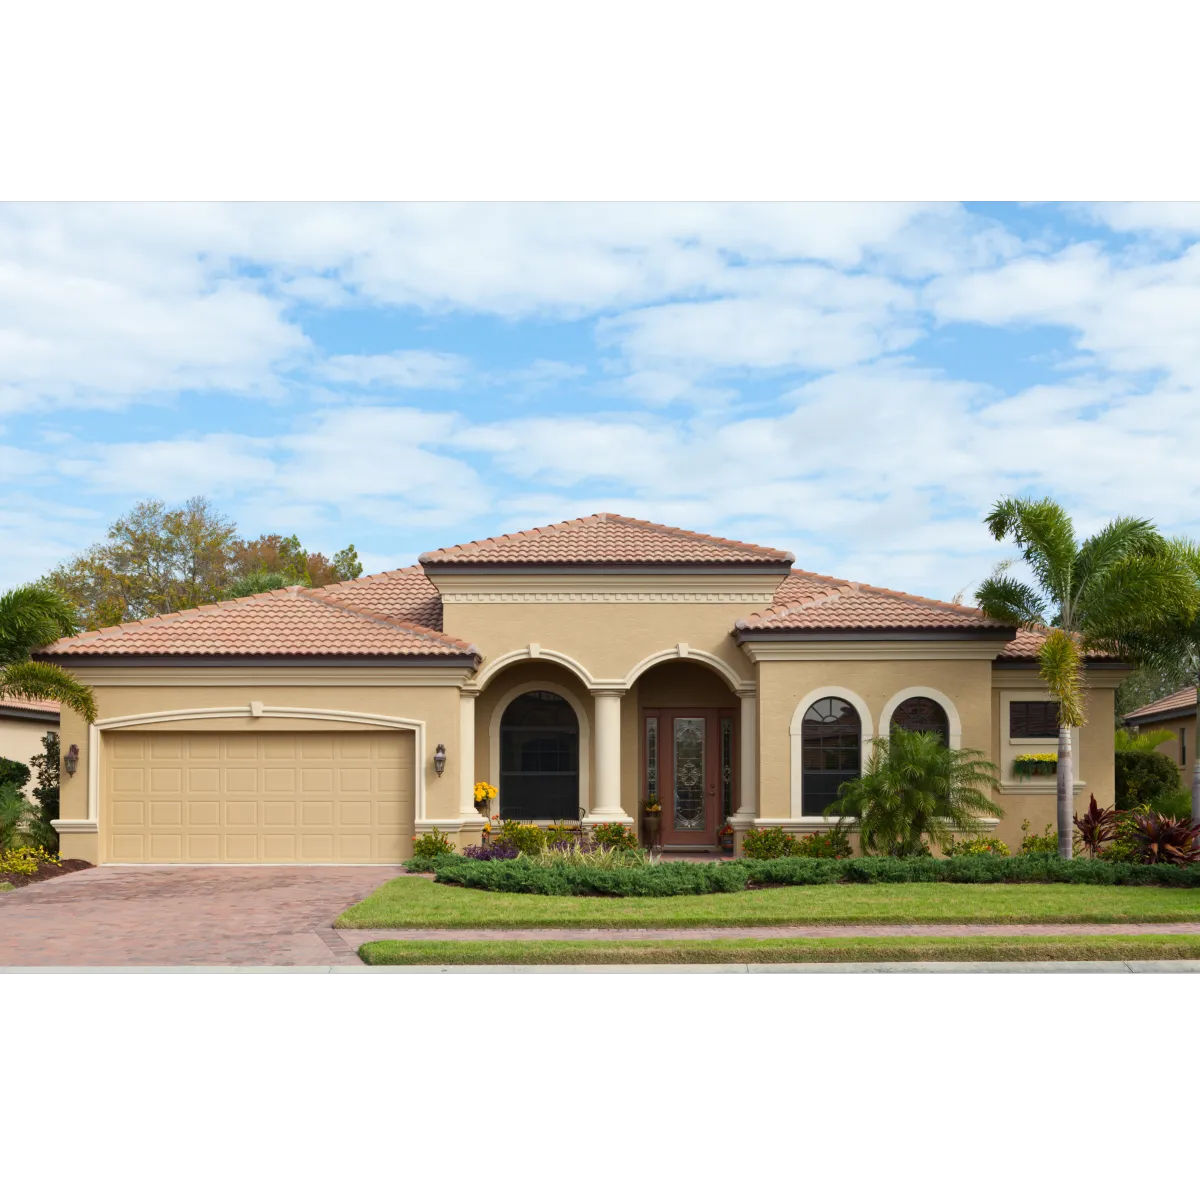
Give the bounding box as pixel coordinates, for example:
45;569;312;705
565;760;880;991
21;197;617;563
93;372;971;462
1123;687;1198;785
36;514;1126;864
0;697;59;797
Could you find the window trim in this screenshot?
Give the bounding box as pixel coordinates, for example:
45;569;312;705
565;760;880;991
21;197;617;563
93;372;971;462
789;686;873;822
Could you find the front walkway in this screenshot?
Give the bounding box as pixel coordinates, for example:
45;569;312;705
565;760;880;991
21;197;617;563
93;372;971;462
0;865;398;966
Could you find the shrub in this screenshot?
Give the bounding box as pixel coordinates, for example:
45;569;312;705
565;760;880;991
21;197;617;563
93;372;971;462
492;820;546;855
589;822;638;851
1125;810;1200;866
742;827;799;859
411;829;458;859
463;842;519;861
532;843;651;869
1018;819;1058;855
0;784;35;853
1148;788;1193;821
1115;750;1181;810
792;828;853;859
0;845;59;877
1073;795;1120;858
545;819;584;847
0;757;31;791
944;835;1010;857
30;732;60;824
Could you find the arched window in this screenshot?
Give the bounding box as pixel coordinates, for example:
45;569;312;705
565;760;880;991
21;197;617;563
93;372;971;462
891;696;951;746
500;690;580;821
801;697;862;816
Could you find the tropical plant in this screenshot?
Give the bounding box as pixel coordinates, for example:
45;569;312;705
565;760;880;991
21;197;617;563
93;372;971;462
29;731;60;822
1073;795;1121;858
1125;810;1200;865
0;585;96;722
826;728;1002;857
1115;726;1177;753
976;497;1198;857
0;757;30;791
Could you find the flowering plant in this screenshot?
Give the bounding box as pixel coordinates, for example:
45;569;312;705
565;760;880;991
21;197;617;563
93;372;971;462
1013;753;1058;777
717;821;734;838
473;781;498;807
644;793;661;814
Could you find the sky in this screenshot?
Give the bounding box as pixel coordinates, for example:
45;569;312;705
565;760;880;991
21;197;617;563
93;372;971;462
3;200;1200;600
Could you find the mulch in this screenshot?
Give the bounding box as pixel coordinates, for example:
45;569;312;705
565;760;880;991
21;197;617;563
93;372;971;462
0;859;94;890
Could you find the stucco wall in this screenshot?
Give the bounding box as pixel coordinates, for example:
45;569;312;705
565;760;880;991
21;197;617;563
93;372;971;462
56;672;465;863
0;714;59;797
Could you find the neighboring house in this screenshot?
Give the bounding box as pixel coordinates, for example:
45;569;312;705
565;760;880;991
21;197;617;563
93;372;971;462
34;514;1127;865
0;697;59;797
1122;687;1197;785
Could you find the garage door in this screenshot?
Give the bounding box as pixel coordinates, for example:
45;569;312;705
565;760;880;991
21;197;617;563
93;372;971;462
103;730;414;863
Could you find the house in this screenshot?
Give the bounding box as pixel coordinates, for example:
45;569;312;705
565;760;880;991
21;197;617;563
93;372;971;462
0;697;59;797
1122;687;1198;786
35;514;1127;864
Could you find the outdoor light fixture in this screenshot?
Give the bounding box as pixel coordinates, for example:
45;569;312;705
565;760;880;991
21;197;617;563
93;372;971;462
433;743;447;776
64;743;80;776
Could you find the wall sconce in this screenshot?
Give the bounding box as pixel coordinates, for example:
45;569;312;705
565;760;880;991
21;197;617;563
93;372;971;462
433;744;447;777
64;744;80;776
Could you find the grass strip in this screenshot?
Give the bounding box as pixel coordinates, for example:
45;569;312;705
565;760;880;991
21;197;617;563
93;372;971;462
358;933;1200;967
337;875;1200;929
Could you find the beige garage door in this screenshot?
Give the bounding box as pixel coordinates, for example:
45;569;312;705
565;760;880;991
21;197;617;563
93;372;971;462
103;730;414;863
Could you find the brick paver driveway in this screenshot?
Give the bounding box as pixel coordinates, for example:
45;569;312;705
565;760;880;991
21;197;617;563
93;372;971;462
0;866;398;966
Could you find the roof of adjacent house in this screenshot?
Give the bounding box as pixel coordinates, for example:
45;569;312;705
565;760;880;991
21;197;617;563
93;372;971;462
738;571;1014;636
1123;686;1198;724
37;587;477;660
0;697;61;718
306;564;443;628
419;513;796;568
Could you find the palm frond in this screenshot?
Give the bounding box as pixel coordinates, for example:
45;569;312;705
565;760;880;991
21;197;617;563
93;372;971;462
984;496;1077;606
1037;628;1084;727
974;575;1046;628
0;661;97;723
1079;549;1200;646
0;585;80;665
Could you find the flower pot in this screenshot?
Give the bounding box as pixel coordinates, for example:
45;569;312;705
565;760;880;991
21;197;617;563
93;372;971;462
642;812;661;848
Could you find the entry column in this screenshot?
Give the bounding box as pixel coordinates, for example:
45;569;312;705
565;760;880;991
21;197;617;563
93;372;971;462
730;686;758;832
586;688;633;824
459;688;485;826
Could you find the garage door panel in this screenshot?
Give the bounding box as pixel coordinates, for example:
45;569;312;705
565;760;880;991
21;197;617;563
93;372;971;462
104;730;413;863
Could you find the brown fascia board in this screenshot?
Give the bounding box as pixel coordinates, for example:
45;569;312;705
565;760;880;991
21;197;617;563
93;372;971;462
993;658;1130;670
421;560;792;576
735;626;1017;644
32;653;479;668
1125;703;1196;725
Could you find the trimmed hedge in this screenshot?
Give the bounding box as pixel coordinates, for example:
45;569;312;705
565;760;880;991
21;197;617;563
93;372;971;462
414;850;1200;896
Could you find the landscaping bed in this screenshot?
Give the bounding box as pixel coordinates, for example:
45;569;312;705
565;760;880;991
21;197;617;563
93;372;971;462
0;857;92;890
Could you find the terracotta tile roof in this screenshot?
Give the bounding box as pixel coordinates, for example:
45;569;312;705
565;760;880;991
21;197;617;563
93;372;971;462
1123;686;1197;723
306;565;443;630
0;697;61;716
419;513;795;568
739;572;1012;634
994;627;1121;663
36;586;477;660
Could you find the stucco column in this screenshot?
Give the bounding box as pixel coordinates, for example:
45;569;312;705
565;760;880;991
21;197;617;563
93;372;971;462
458;689;482;823
731;688;757;827
586;688;632;823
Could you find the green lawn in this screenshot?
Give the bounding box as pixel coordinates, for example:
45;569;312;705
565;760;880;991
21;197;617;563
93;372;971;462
358;933;1200;966
336;874;1200;929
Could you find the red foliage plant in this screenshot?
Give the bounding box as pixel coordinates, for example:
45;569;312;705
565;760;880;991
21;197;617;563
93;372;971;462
1073;794;1121;858
1127;810;1200;866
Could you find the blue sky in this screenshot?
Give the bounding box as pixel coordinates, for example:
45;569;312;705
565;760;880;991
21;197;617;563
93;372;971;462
3;201;1200;599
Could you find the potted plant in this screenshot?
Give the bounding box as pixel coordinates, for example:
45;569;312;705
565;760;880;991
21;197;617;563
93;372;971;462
473;780;498;819
643;793;661;848
717;820;735;854
1013;753;1057;778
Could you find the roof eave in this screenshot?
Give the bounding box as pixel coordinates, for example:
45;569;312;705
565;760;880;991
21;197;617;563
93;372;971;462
734;626;1017;644
420;560;793;574
33;652;480;668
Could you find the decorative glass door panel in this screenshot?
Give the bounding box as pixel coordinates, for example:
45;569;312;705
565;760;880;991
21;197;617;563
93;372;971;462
673;717;706;830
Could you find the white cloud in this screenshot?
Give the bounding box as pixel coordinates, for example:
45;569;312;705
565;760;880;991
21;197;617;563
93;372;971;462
318;350;467;389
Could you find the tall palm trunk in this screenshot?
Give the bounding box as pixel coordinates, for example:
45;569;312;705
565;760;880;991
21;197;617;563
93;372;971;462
1057;724;1074;859
1193;676;1200;830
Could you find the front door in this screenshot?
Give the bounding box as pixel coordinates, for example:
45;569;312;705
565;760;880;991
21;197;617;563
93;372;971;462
646;709;735;849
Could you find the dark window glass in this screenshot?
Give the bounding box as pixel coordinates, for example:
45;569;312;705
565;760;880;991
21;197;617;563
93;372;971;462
1010;701;1060;739
499;690;580;821
801;697;861;817
1181;729;1187;767
891;696;950;745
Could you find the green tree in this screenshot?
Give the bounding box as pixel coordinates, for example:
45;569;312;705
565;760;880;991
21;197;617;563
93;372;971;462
826;728;1002;856
975;497;1197;858
0;585;96;723
1117;538;1200;825
332;544;363;582
30;731;61;822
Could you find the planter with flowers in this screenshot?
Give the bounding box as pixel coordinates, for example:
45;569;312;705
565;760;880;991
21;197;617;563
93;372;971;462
717;821;735;854
642;794;661;848
1013;753;1057;779
473;781;498;838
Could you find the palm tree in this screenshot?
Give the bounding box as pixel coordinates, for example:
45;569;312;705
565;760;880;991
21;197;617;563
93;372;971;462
1117;537;1200;826
975;498;1197;858
826;728;1002;856
0;585;96;723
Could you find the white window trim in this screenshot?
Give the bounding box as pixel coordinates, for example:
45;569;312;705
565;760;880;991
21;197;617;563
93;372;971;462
486;680;591;817
879;686;963;750
788;686;874;822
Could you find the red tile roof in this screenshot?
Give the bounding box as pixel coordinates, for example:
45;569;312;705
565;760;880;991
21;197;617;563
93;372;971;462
741;571;1012;634
0;697;61;716
306;565;443;629
1123;686;1197;723
993;627;1121;663
37;587;476;660
419;513;795;567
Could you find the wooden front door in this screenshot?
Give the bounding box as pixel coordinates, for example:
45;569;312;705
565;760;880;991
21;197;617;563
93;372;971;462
645;708;736;849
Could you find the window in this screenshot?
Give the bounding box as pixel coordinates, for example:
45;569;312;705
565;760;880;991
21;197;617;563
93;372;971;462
721;715;734;818
645;716;658;802
801;697;861;817
499;690;579;820
1010;700;1060;739
1182;729;1187;767
891;696;950;745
